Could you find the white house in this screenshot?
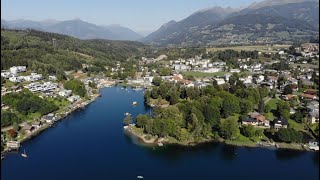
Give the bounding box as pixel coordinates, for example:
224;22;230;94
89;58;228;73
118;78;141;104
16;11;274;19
59;90;72;97
143;76;154;83
214;78;225;85
1;71;11;78
49;75;57;81
230;69;240;73
67;95;81;103
9;76;24;83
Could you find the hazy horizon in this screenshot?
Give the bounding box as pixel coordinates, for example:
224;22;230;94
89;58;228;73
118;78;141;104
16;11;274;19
1;0;263;36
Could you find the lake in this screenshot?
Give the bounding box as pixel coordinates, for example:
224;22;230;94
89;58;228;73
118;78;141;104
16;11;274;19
1;86;319;180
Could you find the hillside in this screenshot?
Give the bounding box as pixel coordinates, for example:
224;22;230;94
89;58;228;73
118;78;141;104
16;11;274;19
1;29;148;79
235;1;319;28
143;0;319;46
1;19;143;41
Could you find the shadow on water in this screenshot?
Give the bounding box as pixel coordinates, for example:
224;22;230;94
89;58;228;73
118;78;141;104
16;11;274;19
220;144;238;161
312;152;319;167
274;149;305;160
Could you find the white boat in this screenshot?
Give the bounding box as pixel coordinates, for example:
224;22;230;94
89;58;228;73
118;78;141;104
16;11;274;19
132;101;137;106
124;112;131;116
158;142;163;146
137;176;144;179
21;149;27;158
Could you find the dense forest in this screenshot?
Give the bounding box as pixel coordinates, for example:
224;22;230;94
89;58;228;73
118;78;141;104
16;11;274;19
1;29;148;79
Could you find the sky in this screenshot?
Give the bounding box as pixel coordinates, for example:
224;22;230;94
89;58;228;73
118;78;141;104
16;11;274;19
1;0;263;36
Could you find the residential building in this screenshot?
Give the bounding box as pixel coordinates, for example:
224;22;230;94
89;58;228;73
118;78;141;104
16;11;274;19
273;117;288;130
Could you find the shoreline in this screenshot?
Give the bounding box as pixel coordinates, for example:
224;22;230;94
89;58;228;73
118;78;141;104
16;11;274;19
124;125;317;152
1;92;101;156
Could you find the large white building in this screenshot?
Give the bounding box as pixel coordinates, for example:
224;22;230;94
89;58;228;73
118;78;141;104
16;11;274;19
9;66;26;74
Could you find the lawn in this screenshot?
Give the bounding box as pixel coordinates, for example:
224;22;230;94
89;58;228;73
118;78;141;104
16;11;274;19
288;119;305;131
266;98;279;110
183;71;228;78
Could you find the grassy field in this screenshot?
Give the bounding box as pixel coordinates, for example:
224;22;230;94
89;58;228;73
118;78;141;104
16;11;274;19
290;63;319;69
183;71;229;78
207;44;291;53
288;119;305;131
266;98;279;110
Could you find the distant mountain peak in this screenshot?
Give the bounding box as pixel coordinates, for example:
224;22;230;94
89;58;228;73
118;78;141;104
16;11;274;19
248;0;318;9
192;6;238;15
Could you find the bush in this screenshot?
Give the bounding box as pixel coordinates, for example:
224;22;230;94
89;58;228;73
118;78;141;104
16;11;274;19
277;128;303;143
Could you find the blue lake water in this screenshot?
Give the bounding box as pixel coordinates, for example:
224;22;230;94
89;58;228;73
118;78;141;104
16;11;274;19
1;86;319;180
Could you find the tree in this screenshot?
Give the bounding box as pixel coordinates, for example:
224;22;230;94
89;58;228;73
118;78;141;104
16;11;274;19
136;114;150;129
152;76;162;86
291;110;304;123
264;104;271;113
255;128;264;138
123;115;132;125
145;119;154;134
177;128;189;141
167;89;179;105
277;100;290;119
203;105;221;127
189;113;202;138
12;122;20;131
218;92;240;118
158;83;169;98
151;87;159;99
315;124;319;137
88;81;97;89
277;128;303;143
258;99;265;113
219;118;240;140
240;99;254;114
186;87;197;99
159;67;171;76
283;85;293;95
64;79;86;97
241;125;255;138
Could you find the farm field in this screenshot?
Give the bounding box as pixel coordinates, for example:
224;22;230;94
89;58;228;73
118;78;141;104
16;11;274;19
207;44;291;53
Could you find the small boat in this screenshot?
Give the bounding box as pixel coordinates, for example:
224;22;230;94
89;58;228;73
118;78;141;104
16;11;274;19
124;112;131;116
137;176;144;179
158;142;163;146
132;101;137;106
21;149;27;158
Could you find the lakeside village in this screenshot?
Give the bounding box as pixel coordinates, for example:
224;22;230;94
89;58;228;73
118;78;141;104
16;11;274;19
1;43;319;159
0;65;116;158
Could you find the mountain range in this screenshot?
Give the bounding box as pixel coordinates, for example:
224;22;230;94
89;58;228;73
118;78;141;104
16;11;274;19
1;0;319;46
1;19;143;41
142;0;319;46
